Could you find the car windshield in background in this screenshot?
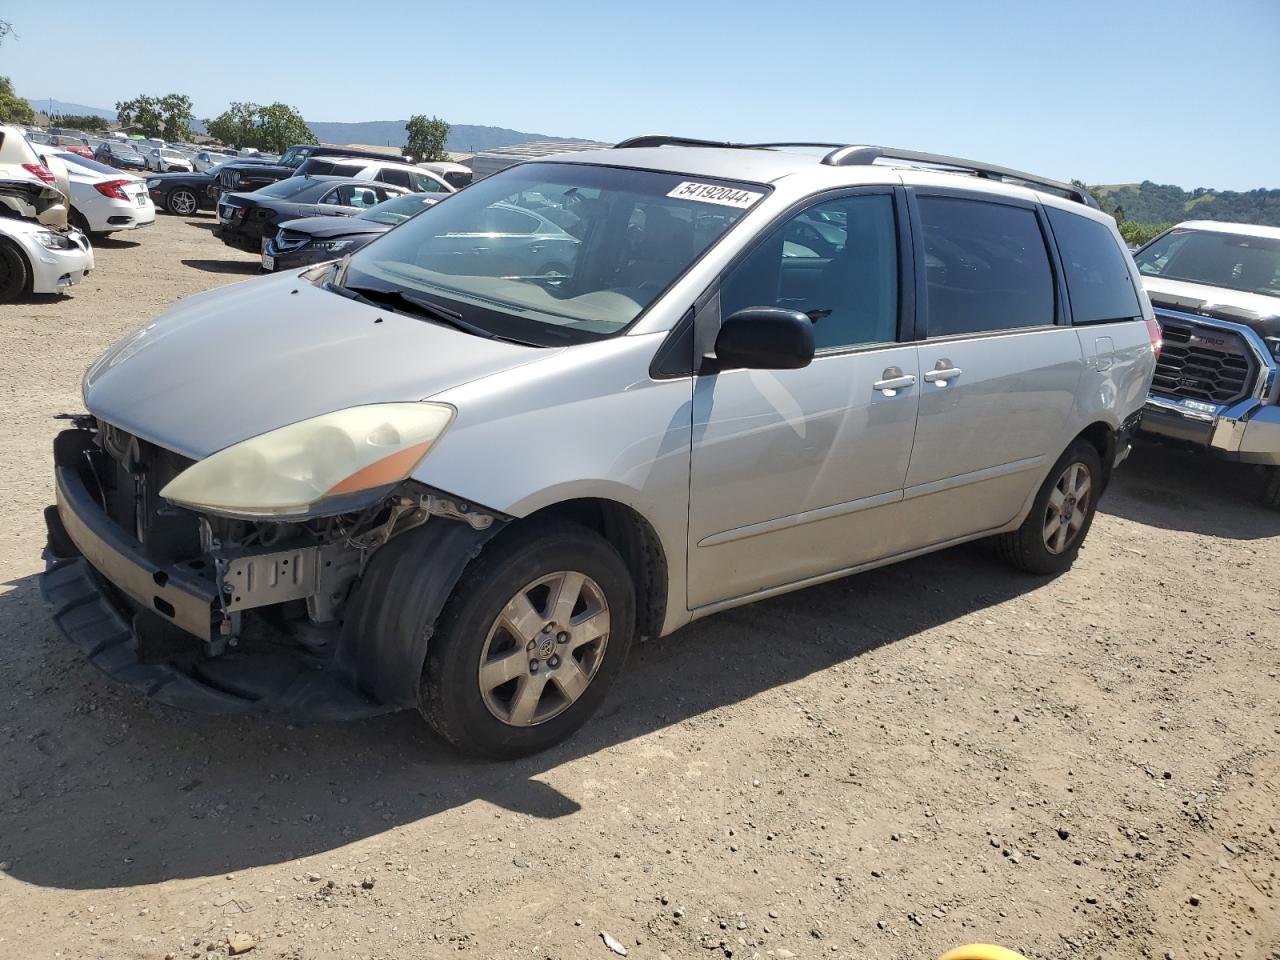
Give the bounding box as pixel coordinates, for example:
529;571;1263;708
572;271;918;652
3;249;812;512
357;194;438;225
339;162;767;343
1136;228;1280;298
254;178;321;200
279;146;313;168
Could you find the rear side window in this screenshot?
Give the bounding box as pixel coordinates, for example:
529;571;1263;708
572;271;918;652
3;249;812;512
1047;209;1142;323
378;167;412;188
918;196;1055;336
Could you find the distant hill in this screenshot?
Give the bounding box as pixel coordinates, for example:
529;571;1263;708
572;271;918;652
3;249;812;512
24;97;586;154
1091;180;1280;227
307;120;589;154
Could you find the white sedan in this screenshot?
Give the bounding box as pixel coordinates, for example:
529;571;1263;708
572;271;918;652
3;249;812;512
0;215;94;302
34;147;155;235
146;148;194;173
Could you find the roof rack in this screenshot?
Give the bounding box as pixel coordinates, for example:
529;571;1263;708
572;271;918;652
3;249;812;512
613;136;1096;208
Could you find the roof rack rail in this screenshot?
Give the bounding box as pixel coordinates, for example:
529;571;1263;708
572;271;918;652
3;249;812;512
614;135;750;150
613;135;1096;208
821;145;1096;207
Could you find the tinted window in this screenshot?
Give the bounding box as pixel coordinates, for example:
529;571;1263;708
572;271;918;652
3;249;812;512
321;184;381;207
1135;228;1280;299
378;167;412;188
918;197;1054;336
1047;208;1143;323
721;193;899;350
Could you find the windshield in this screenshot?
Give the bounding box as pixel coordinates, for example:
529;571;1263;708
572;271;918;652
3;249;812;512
254;178;320;200
1136;228;1280;299
280;146;314;168
357;193;439;225
339;162;766;342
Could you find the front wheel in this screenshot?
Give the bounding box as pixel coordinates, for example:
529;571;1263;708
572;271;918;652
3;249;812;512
1261;468;1280;511
0;240;30;302
994;439;1103;575
167;189;198;215
420;520;635;758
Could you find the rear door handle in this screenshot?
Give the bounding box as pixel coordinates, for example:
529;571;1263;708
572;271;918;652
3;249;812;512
873;368;917;397
924;361;963;384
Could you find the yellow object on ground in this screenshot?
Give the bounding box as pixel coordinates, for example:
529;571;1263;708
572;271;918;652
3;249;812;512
938;946;1031;960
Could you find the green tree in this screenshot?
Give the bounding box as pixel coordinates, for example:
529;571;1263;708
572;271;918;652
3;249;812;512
49;113;109;133
405;114;451;162
115;93;194;140
0;75;35;125
203;101;315;153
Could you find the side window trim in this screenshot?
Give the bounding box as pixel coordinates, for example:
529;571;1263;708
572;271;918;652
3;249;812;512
903;185;1063;339
709;185;913;357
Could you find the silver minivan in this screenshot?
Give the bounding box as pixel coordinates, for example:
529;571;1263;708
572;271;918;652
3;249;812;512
42;138;1158;757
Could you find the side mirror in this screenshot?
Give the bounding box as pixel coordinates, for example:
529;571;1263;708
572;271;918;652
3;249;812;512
713;307;815;370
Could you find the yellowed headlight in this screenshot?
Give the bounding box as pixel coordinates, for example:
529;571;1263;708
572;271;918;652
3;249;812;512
159;403;454;517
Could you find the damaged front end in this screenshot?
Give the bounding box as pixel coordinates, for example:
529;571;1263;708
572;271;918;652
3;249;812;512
41;418;504;718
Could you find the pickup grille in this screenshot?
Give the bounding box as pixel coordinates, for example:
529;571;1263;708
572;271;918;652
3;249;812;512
1152;316;1256;405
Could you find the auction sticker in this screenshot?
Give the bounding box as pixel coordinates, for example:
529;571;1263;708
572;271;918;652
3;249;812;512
667;181;764;208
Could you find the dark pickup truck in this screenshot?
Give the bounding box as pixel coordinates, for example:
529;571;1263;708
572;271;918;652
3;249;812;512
216;144;410;196
1133;220;1280;509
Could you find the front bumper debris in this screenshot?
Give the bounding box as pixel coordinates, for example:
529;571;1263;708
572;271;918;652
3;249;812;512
40;428;389;719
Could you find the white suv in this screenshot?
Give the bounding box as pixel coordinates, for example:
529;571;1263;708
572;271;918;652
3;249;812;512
292;154;453;195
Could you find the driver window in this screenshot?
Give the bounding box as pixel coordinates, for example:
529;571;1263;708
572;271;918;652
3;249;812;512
720;194;900;351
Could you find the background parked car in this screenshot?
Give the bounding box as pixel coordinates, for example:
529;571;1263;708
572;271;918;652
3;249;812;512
94;142;147;172
263;192;442;271
0;205;94;302
418;160;473;189
293;155;454;194
0;123;70;229
146;148;194;173
216;176;409;251
216;143;411;197
147;159;275;215
35;146;154;235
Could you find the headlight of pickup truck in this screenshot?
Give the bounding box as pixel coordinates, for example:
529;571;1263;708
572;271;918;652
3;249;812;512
160;403;455;518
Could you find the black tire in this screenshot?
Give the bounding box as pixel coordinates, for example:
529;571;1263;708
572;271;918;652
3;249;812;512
420;519;635;759
0;240;30;302
995;439;1103;575
167;189;199;216
69;208;92;235
1261;468;1280;511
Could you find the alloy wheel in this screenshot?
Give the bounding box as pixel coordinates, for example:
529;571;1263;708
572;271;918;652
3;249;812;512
1042;461;1092;555
171;190;197;215
477;571;610;727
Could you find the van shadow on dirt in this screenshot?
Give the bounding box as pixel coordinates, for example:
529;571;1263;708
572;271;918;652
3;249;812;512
2;537;1041;892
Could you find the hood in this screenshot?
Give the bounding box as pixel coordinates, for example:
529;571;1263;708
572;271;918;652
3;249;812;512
83;272;556;459
0;178;69;230
1143;276;1280;339
278;215;391;239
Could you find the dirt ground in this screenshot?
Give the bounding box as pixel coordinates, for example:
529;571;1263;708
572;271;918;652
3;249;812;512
0;214;1276;960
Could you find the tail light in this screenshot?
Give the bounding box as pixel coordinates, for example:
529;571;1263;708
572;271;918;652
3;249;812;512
94;179;132;201
21;162;55;185
1145;317;1163;361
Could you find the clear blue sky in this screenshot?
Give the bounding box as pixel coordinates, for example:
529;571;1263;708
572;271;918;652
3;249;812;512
5;0;1277;189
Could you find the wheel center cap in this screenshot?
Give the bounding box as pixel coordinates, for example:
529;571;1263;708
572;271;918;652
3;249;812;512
537;636;557;659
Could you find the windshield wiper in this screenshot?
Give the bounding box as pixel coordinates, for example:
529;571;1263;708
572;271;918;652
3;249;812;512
329;282;498;340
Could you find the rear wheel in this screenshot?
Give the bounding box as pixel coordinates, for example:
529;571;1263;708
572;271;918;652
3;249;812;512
995;439;1103;575
167;189;198;215
0;240;30;302
420;520;635;758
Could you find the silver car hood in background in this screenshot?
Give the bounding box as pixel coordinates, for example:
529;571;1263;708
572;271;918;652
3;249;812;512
83;272;554;459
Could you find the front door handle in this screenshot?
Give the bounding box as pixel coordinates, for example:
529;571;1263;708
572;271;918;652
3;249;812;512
924;359;963;384
873;367;917;397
